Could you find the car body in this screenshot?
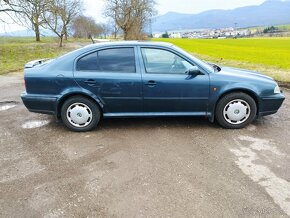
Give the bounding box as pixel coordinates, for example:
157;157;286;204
21;41;285;131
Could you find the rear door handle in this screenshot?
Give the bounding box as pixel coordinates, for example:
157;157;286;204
84;79;96;84
84;79;97;87
145;80;157;87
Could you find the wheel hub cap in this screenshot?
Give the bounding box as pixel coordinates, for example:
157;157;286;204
223;99;251;125
67;103;92;127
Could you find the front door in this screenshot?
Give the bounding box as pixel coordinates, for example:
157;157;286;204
140;47;210;114
74;47;142;114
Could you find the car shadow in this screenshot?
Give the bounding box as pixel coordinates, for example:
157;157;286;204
97;116;220;131
49;116;220;132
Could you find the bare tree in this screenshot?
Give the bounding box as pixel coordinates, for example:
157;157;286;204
0;1;10;22
107;19;120;39
72;15;104;39
1;0;48;41
0;0;15;12
0;0;24;14
100;23;112;39
105;0;156;40
42;0;83;47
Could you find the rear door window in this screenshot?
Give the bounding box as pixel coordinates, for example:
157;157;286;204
76;51;99;71
76;47;136;73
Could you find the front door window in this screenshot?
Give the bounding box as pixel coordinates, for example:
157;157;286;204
141;48;194;74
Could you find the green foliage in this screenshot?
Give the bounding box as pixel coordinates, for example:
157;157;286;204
153;37;290;82
161;32;169;38
263;26;279;33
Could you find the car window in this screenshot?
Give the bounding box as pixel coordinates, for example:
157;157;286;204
76;48;136;73
77;51;99;71
98;48;136;73
141;48;195;74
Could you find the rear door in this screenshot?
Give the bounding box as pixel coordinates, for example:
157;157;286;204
74;47;142;114
139;47;210;114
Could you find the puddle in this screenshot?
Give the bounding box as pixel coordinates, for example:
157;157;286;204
22;120;50;129
0;101;17;111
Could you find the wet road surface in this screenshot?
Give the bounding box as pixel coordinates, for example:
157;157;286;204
0;73;290;217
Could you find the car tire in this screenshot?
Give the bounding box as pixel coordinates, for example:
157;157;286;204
215;92;257;129
61;96;101;132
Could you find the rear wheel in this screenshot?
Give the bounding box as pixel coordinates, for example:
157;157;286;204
215;92;257;129
61;96;101;132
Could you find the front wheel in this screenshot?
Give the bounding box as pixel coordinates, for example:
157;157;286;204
61;96;101;132
215;92;257;129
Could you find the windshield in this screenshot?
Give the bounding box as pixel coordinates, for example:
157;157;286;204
172;45;214;73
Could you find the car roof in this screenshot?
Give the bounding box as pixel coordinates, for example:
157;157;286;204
84;40;174;49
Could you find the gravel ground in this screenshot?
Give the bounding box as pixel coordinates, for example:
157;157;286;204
0;73;290;218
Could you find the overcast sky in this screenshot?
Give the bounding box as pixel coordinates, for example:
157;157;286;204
1;0;266;33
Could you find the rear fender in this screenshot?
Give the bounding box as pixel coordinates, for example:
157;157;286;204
56;87;104;116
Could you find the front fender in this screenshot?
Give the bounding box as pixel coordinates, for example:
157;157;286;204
208;82;261;122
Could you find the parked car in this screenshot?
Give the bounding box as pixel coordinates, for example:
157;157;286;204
21;41;285;132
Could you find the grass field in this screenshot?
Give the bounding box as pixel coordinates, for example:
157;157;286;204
1;37;290;83
0;37;89;75
154;38;290;82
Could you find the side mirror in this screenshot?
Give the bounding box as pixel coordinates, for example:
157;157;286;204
187;66;201;76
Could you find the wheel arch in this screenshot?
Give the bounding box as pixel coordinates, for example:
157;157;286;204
210;88;260;122
56;92;104;118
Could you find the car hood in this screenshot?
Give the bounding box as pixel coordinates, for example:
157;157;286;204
218;66;274;82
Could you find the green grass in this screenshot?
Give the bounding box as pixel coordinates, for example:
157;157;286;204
0;37;90;75
278;24;290;31
153;37;290;82
1;37;290;82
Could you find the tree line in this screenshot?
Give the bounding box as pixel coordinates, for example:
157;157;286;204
0;0;103;46
0;0;156;46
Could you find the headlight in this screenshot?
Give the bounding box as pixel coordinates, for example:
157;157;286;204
274;85;281;94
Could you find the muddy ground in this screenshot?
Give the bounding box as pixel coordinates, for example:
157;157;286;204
0;73;290;217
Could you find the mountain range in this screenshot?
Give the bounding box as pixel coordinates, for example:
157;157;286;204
152;0;290;32
1;0;290;36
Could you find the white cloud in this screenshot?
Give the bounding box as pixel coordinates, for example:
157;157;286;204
83;0;106;22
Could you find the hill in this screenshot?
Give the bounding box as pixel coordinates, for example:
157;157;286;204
152;0;290;32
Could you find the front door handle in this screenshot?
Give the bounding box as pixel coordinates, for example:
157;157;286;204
145;80;157;87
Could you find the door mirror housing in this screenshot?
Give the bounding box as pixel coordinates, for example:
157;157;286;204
187;66;201;76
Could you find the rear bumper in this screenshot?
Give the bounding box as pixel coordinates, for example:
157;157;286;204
21;92;57;115
258;93;285;116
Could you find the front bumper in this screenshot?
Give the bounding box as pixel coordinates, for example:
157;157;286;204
258;93;285;116
21;92;57;115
